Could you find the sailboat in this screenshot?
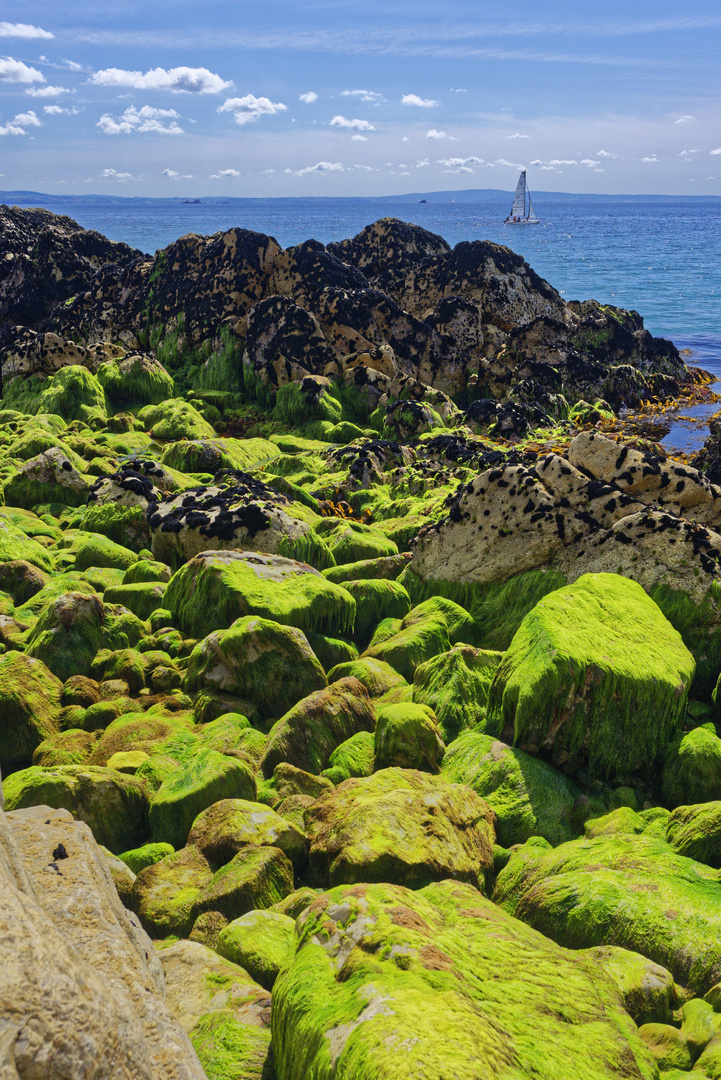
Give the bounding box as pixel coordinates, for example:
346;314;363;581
504;170;540;225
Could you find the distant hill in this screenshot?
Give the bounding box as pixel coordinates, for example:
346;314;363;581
1;188;720;207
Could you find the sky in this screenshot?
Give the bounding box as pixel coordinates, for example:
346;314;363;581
0;1;719;198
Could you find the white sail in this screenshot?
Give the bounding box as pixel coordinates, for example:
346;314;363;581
527;193;538;222
510;171;527;218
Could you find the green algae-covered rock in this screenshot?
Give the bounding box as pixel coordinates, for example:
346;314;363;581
190;1010;273;1080
72;532;139;572
2;763;148;853
26;591;146;682
32;727;98;768
81;500;150;553
88;711;193;764
374;702;445;773
638;1023;693;1070
5;364;106;422
314;519;399;565
0;652;62;771
4;446;91;509
306;767;495;891
139;398;215;440
322;553;412;584
271;879;658;1080
326;656;407;699
258;762;333;809
188;798;308;873
193;845;294;923
581;945;678;1025
337;578;410;646
322;730;375;785
441;730;583;848
97;353;175;406
662;724;721;808
119;840;175;875
362;596;476;682
260;677;376;778
103;581;168;620
185;616;327;726
199;717;266;769
487;573;695;781
149;748;257;849
0;515;53;572
166;550;355;640
131;845;213;937
123;558;171;585
666;801;721;867
216;909;295;990
303;631;357;672
493;828;721;995
158;937;271;1032
413;645;504;741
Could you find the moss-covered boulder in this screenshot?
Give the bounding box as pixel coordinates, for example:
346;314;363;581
2;763;149;853
88;711;193;765
192;845;294;923
119;840;174;875
97;352;175;406
0;515;55;571
216;909;295;990
260;677;376;778
326;657;407;699
271;879;658;1079
0;652;62;772
185;616;327;726
374;702;445;773
139;398;215;440
103;581;168;620
190;1011;273;1080
32;727;98;768
493;825;721;995
666;801;721;867
166;550;354;640
149;748;257;849
441;730;584;848
322;730;375;784
188;798;308;873
315;519;399;564
4;446;91;509
362;596;476;681
306;767;495;890
340;578;411;646
581;945;678;1026
413;645;504;741
662;724;721;808
72;532;139;572
487;573;695;781
130;845;213;938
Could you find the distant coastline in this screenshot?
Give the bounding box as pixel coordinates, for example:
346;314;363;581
3;188;721;206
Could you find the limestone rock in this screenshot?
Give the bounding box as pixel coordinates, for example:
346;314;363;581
0;801;205;1079
158;937;272;1031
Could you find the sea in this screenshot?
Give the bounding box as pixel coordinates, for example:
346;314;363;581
6;191;721;451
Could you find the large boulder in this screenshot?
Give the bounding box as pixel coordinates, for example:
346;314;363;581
187;798;308;873
305;767;495;890
185;615;327;726
166;549;354;639
260;677;376;778
0;801;205;1080
486;574;694;781
0;652;62;773
272;879;657;1080
3;446;92;509
493;812;721;995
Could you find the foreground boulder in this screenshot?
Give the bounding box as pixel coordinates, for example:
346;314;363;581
493;812;721;995
0;652;62;773
272;879;657;1079
0;800;204;1079
305;767;495;890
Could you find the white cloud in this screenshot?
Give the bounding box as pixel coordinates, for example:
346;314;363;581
12;110;41;127
679;149;699;156
342;89;383;103
0;22;53;39
494;158;524;168
329;115;375;131
44;105;69;115
416;158;429;167
26;84;74;97
285;160;344;177
209;168;241;178
711;148;721;156
505;133;529;139
100;168;139;181
91;66;231;94
450;88;467;93
402;93;438;108
675;115;695;124
438;155;485;168
0;121;25;136
580;158;600;166
162;169;179;178
98;105;183;135
597;149;611;157
351;134;367;141
426;128;454;140
0;58;45;83
353;164;373;171
443;166;472;173
641;155;658;163
218;94;287;125
299;91;318;103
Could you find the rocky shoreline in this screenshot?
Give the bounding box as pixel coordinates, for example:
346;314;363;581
3;204;721;1078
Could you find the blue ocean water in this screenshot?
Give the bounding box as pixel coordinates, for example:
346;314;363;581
8;192;720;370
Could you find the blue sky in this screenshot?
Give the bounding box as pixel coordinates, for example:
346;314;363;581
1;1;719;197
